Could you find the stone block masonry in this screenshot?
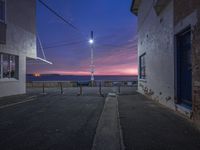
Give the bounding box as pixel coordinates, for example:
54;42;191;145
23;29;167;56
192;19;200;124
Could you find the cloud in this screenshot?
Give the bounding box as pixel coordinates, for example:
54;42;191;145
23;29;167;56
28;32;138;75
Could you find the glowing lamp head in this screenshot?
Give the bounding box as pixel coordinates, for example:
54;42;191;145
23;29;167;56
89;39;94;44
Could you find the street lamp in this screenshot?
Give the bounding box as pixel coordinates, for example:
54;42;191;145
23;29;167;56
89;31;95;87
89;39;94;44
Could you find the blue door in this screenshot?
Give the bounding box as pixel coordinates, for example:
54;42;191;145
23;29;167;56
177;28;192;106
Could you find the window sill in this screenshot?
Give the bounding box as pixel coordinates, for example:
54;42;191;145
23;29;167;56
139;79;147;83
0;78;19;82
175;104;192;118
0;19;5;22
0;20;6;25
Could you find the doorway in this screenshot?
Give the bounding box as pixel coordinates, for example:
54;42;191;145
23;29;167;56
176;27;192;107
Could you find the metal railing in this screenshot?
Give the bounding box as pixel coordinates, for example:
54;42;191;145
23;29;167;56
27;80;137;88
26;80;138;96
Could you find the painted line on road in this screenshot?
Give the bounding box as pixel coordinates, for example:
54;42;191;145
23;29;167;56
0;96;38;109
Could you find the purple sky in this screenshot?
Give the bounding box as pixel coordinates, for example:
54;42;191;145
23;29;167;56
27;0;138;75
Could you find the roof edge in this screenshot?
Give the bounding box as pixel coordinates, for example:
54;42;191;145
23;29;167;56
130;0;141;16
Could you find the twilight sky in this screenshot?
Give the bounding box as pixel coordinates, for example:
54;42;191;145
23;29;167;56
27;0;138;75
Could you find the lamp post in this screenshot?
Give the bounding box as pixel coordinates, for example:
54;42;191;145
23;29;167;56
89;31;95;87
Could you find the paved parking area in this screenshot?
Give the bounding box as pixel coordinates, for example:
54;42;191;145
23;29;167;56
1;87;199;150
0;93;104;150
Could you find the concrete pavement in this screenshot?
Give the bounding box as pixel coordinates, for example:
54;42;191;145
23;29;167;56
118;91;200;150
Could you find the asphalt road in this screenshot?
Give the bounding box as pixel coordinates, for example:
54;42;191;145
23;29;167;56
0;94;104;150
1;87;199;150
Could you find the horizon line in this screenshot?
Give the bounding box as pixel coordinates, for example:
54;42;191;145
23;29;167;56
27;73;138;76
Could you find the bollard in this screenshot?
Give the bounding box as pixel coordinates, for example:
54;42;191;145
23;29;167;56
60;82;64;94
42;82;45;94
118;84;121;94
99;82;102;95
78;85;83;96
99;81;104;97
91;81;94;87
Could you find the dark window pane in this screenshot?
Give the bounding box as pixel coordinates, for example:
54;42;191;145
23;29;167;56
139;54;146;79
0;54;2;78
10;56;15;78
0;1;5;22
3;54;10;78
10;55;18;79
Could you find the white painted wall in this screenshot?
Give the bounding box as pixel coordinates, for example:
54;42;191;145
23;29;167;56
0;55;26;97
0;0;36;58
0;0;36;97
137;0;175;109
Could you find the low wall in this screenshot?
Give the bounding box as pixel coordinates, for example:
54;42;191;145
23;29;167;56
26;81;138;88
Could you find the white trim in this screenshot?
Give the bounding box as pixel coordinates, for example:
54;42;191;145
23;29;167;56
0;78;18;82
36;57;53;65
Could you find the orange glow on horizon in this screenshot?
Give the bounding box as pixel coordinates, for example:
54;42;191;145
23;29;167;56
36;67;138;76
33;73;41;77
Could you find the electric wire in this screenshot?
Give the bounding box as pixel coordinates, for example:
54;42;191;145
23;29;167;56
38;0;89;40
38;0;79;31
43;40;86;49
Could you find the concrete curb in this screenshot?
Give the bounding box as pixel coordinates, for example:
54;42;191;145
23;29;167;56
91;93;124;150
116;96;125;150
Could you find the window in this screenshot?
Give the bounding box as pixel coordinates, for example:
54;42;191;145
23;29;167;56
0;54;2;78
139;53;146;79
3;54;9;78
0;0;5;22
0;53;18;80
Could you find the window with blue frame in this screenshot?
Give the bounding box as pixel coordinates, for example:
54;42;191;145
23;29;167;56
0;0;5;22
139;53;146;79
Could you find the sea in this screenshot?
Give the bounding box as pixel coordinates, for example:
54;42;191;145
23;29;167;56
27;74;138;82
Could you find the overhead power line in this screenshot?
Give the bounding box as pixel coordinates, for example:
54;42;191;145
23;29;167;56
43;40;86;49
38;0;79;31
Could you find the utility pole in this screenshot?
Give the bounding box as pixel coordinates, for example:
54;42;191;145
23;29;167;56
89;31;95;87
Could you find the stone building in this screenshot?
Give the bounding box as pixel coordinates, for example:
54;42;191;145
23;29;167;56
0;0;36;97
131;0;200;125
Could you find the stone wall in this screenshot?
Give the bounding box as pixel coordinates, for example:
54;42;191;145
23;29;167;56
174;0;200;25
192;14;200;123
174;0;200;123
